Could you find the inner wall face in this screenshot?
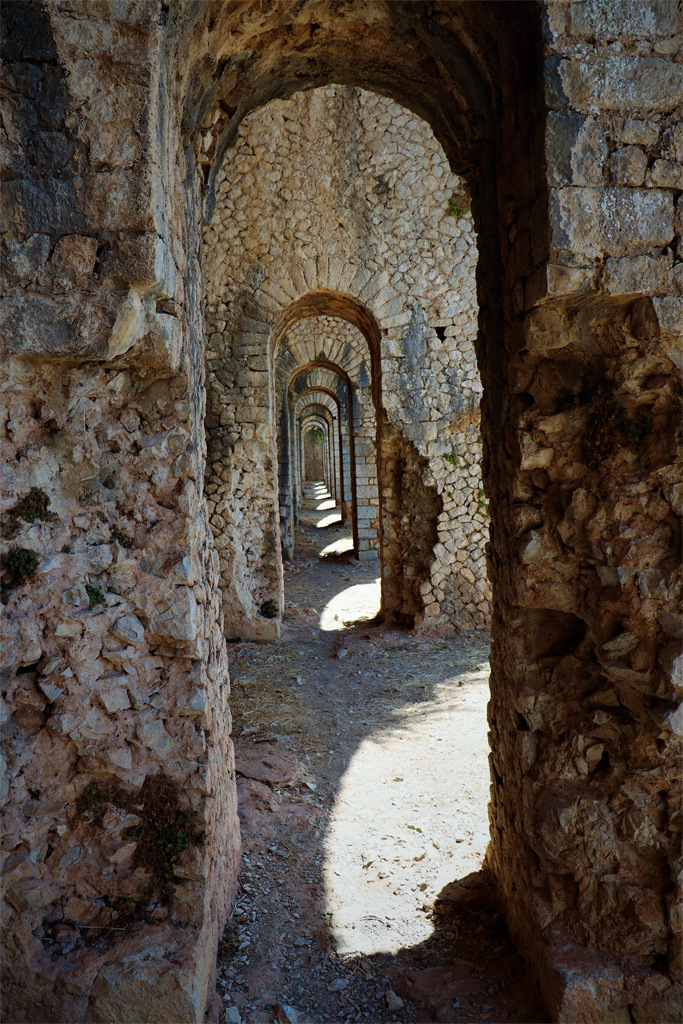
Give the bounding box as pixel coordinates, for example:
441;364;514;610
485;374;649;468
204;86;491;635
303;426;325;479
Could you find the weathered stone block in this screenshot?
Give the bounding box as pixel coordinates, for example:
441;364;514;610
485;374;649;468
609;146;647;186
647;158;683;188
550;187;674;258
86;926;213;1024
568;0;681;42
619;118;660;147
560;57;683;115
1;178;86;236
603;255;672;296
87;169;160;233
111;615;145;644
4;233;51;281
653;297;683;368
98;686;131;715
100;233;178;295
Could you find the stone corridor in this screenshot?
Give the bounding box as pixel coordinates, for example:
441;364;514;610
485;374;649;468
218;485;543;1024
1;3;681;1023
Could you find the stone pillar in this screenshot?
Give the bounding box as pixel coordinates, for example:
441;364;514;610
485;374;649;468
0;4;240;1020
481;6;683;1017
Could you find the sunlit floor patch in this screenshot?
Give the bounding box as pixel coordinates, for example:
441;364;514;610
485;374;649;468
323;666;491;954
319;536;354;557
305;482;330;498
315;511;342;528
316;498;337;511
319;578;381;630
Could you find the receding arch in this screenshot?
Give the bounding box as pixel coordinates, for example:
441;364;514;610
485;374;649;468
271;289;384;413
168;2;514;204
299;410;335;493
282;348;366;561
288;363;360;545
295;388;346;537
270;298;385;577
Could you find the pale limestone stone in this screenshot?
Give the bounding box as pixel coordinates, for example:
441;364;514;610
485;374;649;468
609;146;648;186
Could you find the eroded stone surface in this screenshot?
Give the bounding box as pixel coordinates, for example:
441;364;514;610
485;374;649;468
0;2;681;1022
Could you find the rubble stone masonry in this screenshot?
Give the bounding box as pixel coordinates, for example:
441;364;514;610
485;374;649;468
203;86;489;636
0;2;681;1022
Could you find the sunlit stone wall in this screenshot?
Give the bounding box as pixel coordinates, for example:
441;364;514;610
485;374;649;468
203;86;491;633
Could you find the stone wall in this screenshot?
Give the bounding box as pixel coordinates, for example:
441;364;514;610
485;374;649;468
483;4;683;1018
0;3;681;1021
203;85;490;632
0;4;240;1020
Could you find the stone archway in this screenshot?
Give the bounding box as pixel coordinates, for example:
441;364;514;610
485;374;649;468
284;369;358;558
1;4;680;1022
293;388;345;528
300;409;333;488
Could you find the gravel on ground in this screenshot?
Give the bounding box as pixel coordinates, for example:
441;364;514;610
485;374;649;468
213;485;546;1024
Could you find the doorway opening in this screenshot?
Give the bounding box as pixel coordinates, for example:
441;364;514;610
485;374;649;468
223;511;543;1022
204;85;491;641
203;82;528;1021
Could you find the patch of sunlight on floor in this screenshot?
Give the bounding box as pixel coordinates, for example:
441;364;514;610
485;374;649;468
315;512;343;529
323;665;491;955
319;579;381;630
316;498;337;510
319;536;355;557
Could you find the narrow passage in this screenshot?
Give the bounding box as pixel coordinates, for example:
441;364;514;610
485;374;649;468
216;485;544;1024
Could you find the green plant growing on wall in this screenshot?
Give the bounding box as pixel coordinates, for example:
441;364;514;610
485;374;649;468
111;523;134;548
562;384;652;468
446;187;471;218
1;547;38;589
444;447;461;468
86;584;105;610
477;488;490;518
309;427;324;446
2;488;58;539
76;775;205;917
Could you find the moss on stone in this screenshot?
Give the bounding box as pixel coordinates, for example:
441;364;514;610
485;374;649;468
86;584;105;609
2;488;58;539
1;547;39;589
446;187;471;218
76;776;205;915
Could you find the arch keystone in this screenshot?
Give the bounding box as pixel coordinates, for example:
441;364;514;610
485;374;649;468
288;263;308;296
336;261;362;293
316;255;330;287
327;256;345;292
348;266;374;297
357;269;391;306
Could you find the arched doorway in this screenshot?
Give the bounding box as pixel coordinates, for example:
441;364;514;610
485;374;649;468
3;6;680;1023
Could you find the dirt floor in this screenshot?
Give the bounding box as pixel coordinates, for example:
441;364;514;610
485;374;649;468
213;484;546;1024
